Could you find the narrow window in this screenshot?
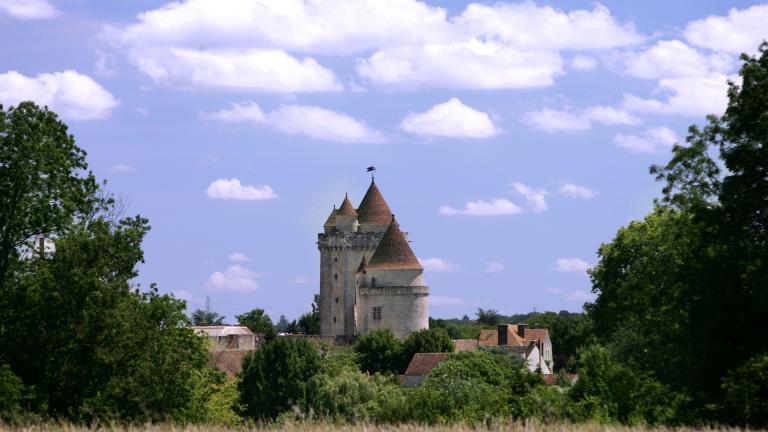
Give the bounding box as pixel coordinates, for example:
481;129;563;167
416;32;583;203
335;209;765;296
335;297;339;304
333;316;336;323
334;274;338;280
334;257;338;262
373;306;383;320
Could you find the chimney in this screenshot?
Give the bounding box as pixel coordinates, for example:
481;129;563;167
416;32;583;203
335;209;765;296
38;237;45;259
517;324;526;338
497;324;508;346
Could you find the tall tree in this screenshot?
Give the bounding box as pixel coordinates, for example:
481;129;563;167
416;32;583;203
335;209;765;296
236;308;276;338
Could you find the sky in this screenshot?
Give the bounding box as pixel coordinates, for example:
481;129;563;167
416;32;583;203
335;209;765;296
1;0;767;322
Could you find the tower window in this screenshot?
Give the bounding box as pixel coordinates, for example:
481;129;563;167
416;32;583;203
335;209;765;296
334;257;338;262
373;306;382;320
333;316;336;323
335;297;339;304
334;274;338;280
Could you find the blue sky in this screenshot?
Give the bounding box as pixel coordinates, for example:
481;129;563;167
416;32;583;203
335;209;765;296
1;0;766;322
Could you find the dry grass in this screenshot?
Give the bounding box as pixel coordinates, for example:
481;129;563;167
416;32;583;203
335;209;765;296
0;422;761;432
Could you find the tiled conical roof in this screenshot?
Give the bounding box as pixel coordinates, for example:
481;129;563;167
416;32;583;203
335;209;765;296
323;206;337;227
367;216;423;270
337;193;357;217
357;179;392;225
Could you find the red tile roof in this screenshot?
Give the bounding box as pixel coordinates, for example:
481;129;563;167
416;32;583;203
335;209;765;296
366;216;423;270
357;179;393;225
452;339;479;352
523;328;550;344
404;353;449;376
337;194;357;217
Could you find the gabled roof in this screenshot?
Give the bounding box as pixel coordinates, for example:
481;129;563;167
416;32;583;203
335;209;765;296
366;216;423;270
523;328;550;344
404;353;449;376
337;194;357;217
478;325;526;347
357;179;393;225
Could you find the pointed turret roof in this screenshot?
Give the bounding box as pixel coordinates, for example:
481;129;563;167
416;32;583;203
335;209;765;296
357;179;393;225
357;255;368;273
367;216;423;270
337;193;357;217
323;206;337;227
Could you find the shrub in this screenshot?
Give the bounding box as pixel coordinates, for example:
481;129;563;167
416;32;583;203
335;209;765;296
354;329;403;375
721;353;768;426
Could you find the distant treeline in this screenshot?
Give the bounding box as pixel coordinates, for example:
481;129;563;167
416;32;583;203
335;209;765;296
2;41;768;427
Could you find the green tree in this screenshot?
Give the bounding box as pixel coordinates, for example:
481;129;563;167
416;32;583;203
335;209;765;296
192;308;226;326
275;314;290;332
236;308;276;339
401;328;454;372
354;329;403;375
238;337;321;420
0;102;103;287
721;353;768;426
297;294;320;335
476;308;501;326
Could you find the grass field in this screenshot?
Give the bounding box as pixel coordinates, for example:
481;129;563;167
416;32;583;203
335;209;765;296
1;423;761;432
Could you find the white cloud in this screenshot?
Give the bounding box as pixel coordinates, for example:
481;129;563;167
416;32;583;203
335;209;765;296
545;287;563;294
559;183;598;199
111;163;134;172
112;0;639;91
554;258;591;272
228;252;249;262
400;97;499;138
0;70;118;120
625;40;733;80
418;257;458;272
566;290;595;301
439;198;522;216
684;4;768;55
524;105;640;132
614;127;679;154
485;262;505;273
203;102;383;144
0;0;59;19
524;108;590;132
571;55;597;71
267;105;384;143
622;73;734;117
357;40;564;89
206;178;278;200
510;182;548;213
205;265;261;292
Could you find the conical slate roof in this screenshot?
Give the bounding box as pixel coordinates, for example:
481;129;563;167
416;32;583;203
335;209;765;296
357;255;368;273
337;193;357;217
357;179;392;225
367;216;423;270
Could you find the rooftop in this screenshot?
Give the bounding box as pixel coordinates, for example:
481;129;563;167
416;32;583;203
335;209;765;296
357;179;393;225
366;216;423;270
404;353;449;376
337;194;357;217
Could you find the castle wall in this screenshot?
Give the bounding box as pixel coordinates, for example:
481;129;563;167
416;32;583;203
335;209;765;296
356;285;429;339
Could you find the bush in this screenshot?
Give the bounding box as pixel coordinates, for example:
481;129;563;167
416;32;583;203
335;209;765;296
354;329;403;375
238;337;321;420
721;353;768;426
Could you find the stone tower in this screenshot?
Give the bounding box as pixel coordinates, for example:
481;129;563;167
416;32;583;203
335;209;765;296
317;179;429;341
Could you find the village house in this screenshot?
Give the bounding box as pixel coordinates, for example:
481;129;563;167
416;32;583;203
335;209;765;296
193;325;262;378
478;324;553;374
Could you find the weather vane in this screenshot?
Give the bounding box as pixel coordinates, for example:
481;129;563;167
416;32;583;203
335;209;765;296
366;165;376;180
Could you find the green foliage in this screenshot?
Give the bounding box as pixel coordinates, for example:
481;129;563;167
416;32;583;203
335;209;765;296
297;294;321;335
568;346;681;425
236;308;276;339
185;368;242;425
520;385;570;423
429;317;484;339
407;351;542;423
0;102;102;287
721;353;768;426
354;329;404;375
401;328;454;373
306;365;406;423
238;337;321;420
475;308;501;326
0;364;25;421
526;311;595;372
191;308;226;326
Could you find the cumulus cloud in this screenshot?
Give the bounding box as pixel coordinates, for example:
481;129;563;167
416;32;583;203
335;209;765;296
625;40;733;80
228;252;249;262
203;102;384;143
614;127;678;154
206;178;278;200
400;97;499;138
559;183;599;199
0;0;59;20
439;198;522;216
622;74;734;117
485;262;505;273
206;265;260;292
510;182;548;213
554;258;591;272
684;4;768;55
109;0;640;92
418;257;458;272
524;105;640;132
0;70;118;120
571;55;597;71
